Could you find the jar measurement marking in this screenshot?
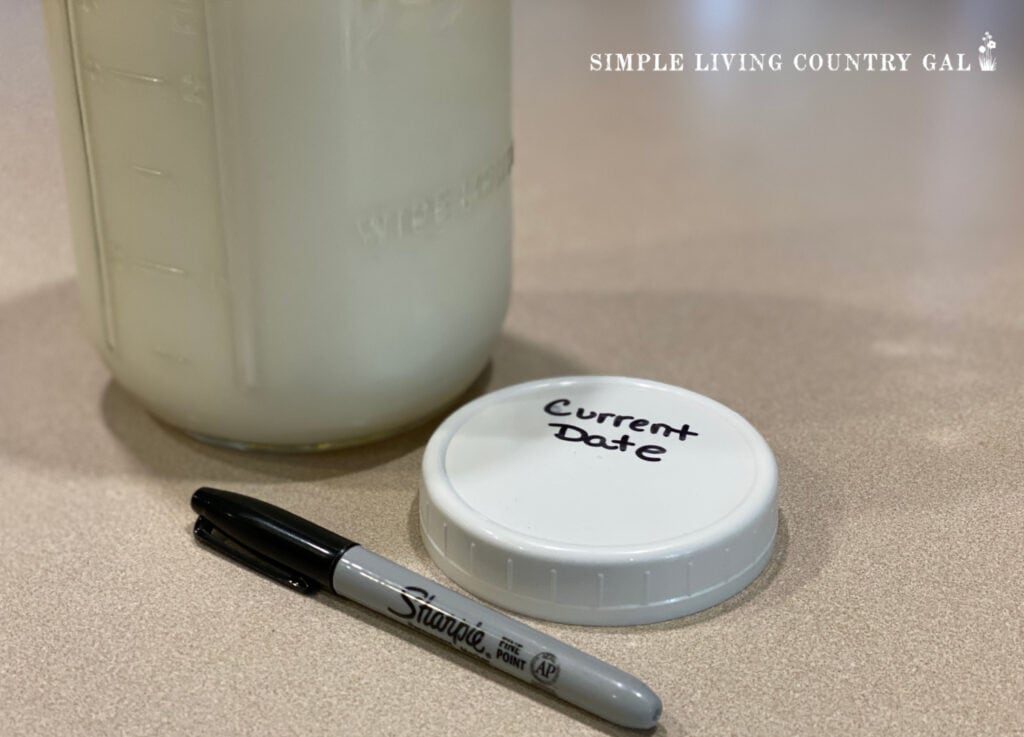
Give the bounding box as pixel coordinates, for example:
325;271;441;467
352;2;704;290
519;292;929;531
130;164;168;179
152;348;191;366
83;59;166;87
114;254;189;278
83;58;210;106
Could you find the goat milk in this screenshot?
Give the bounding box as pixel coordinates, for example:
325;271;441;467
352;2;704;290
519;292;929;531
43;0;512;448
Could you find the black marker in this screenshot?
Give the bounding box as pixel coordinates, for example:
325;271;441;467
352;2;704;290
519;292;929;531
191;488;662;730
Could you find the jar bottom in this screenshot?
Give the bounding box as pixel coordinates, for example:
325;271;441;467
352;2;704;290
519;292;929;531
181;426;415;454
166;366;492;453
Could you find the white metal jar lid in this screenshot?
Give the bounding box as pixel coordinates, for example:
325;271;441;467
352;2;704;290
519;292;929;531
420;376;778;626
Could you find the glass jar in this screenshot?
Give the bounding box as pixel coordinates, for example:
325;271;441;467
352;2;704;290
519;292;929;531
42;0;512;449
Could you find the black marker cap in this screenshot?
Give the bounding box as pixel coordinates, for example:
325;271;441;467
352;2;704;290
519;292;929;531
191;487;358;595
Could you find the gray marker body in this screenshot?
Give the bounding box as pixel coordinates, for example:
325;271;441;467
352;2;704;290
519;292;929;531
334;547;662;730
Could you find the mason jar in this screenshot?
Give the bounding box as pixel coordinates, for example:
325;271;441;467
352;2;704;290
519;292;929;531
42;0;512;449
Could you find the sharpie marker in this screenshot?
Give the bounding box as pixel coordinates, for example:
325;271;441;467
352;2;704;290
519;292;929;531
191;488;662;730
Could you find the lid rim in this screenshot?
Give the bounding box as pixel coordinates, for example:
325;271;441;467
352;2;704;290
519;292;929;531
419;479;778;563
424;528;777;626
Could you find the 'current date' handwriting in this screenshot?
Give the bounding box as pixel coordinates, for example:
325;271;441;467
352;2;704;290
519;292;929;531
543;398;698;463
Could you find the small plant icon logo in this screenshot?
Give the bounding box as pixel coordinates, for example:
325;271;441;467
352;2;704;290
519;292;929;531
978;32;997;71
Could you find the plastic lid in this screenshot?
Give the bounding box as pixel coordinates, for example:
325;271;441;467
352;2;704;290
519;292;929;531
419;376;778;626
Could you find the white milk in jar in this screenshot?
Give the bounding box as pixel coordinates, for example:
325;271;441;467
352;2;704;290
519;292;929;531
43;0;512;448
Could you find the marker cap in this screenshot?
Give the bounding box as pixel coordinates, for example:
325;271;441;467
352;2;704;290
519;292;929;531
420;376;778;626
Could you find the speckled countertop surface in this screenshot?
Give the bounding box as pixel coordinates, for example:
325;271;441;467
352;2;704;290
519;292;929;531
2;2;1023;736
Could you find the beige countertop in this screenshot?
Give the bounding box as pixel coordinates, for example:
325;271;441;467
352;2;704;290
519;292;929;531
2;2;1023;735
